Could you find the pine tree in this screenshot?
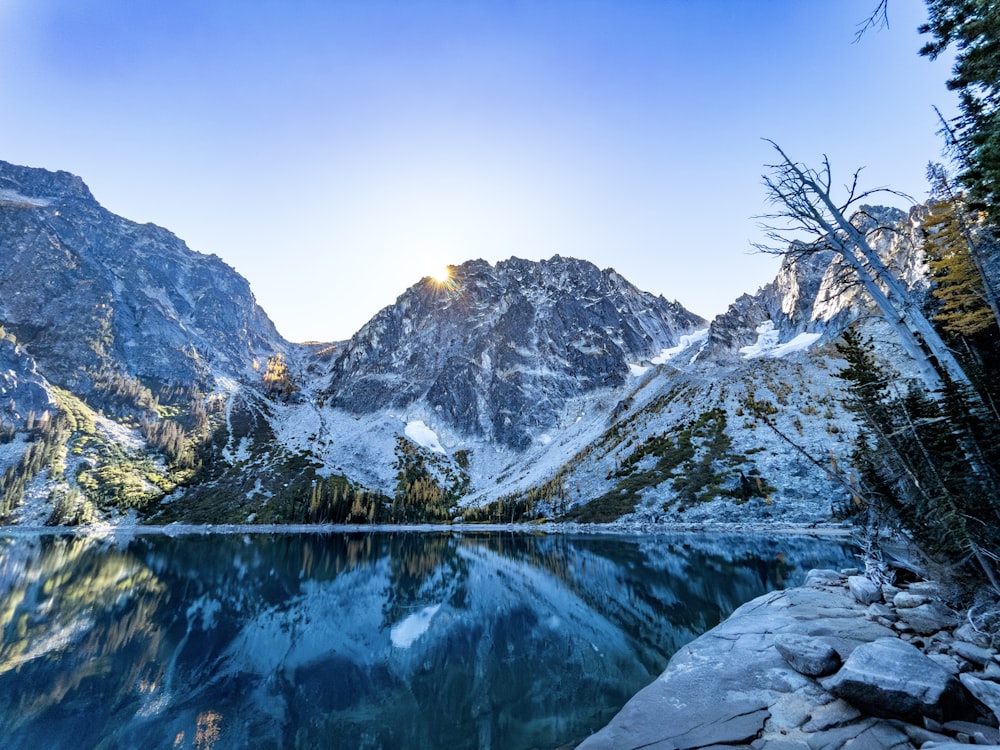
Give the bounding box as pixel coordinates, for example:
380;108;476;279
921;1;1000;213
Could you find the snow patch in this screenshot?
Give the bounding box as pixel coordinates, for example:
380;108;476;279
739;321;781;358
404;420;445;454
769;332;823;358
0;188;50;207
650;328;710;365
628;363;650;377
740;322;822;359
390;604;441;648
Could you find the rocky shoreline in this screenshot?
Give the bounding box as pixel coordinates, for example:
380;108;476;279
578;568;1000;749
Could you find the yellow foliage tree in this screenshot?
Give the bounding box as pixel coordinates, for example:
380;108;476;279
923;196;1000;337
262;353;298;398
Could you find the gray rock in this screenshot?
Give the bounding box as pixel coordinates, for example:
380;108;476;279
907;581;948;597
775;633;842;677
941;719;1000;744
752;740;811;750
841;567;861;576
952;640;994;667
804;569;844;587
867;602;894;620
897;602;959;635
893;719;955;747
881;584;902;601
893;591;931;609
800;697;861;731
955;623;992;648
960;673;1000;724
805;718;911;750
927;653;962;675
822;637;966;722
848;575;882;605
668;704;769;749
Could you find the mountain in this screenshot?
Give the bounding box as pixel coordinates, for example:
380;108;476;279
0;160;286;396
0;159;935;528
326;256;705;450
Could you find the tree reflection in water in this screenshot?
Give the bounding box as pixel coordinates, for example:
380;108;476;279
0;530;853;749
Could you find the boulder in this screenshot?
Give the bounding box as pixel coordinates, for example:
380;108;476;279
893;591;932;609
960;673;1000;724
951;640;994;667
774;634;842;677
955;623;992;648
822;637;966;722
897;602;959;636
848;575;882;605
804;569;844;587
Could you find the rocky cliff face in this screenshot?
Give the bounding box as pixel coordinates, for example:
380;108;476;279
325;256;706;449
703;206;923;359
0;160;286;394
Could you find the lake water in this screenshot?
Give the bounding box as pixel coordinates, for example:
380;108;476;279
0;529;854;749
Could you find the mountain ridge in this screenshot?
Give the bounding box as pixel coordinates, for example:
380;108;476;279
0;159;930;527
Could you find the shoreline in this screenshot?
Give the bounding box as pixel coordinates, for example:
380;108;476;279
577;568;1000;749
0;519;855;538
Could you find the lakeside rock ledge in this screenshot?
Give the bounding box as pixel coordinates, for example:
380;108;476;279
578;569;1000;749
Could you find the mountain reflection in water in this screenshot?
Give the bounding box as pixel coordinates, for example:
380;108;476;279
0;530;854;749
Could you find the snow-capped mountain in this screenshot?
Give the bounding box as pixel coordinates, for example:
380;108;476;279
326;256;705;449
0;159;935;527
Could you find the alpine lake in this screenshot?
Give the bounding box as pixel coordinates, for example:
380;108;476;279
0;527;855;749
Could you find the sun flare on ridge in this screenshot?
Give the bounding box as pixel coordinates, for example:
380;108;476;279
431;266;452;285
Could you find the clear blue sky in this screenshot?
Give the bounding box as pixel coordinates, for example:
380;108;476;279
0;1;957;342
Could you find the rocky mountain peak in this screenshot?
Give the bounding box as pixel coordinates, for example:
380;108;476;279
0;159;95;206
0;160;286;393
703;205;924;360
327;255;706;449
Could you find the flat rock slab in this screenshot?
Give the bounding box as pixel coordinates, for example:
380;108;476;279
578;583;896;750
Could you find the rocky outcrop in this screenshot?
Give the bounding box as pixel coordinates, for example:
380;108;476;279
0;337;55;427
702;205;926;361
579;571;1000;749
822;638;965;722
326;255;705;449
0;159;286;393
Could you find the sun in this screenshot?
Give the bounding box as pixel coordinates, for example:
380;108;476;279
430;266;452;285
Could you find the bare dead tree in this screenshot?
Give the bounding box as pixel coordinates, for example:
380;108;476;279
756;139;975;395
854;0;890;43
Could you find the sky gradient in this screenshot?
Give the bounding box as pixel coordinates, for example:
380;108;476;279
1;1;958;342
